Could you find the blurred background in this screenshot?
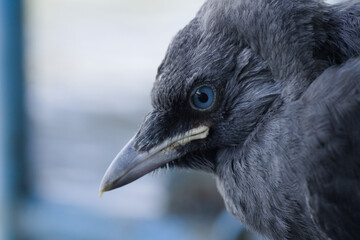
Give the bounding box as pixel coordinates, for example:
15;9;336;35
0;0;344;239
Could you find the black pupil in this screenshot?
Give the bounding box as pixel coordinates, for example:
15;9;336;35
196;91;209;103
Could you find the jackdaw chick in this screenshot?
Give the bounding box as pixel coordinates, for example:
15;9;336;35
100;0;360;239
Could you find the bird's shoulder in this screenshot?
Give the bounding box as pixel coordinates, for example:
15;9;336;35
293;58;360;239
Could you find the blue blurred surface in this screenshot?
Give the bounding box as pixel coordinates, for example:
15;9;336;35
1;1;26;239
21;197;198;240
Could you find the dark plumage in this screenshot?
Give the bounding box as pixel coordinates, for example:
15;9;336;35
100;0;360;239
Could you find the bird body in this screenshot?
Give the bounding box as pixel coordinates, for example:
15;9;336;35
217;58;360;239
100;0;360;239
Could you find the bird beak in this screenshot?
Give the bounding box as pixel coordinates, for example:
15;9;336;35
99;125;209;196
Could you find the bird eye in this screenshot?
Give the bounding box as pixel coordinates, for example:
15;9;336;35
190;85;215;110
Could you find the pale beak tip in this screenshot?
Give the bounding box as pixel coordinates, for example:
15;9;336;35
99;182;113;197
99;190;104;198
99;178;111;198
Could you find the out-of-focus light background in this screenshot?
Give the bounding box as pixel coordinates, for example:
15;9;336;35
0;0;344;239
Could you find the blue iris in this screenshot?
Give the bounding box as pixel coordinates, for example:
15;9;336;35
191;85;215;110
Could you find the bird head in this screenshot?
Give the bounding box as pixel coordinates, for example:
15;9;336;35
99;13;280;195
